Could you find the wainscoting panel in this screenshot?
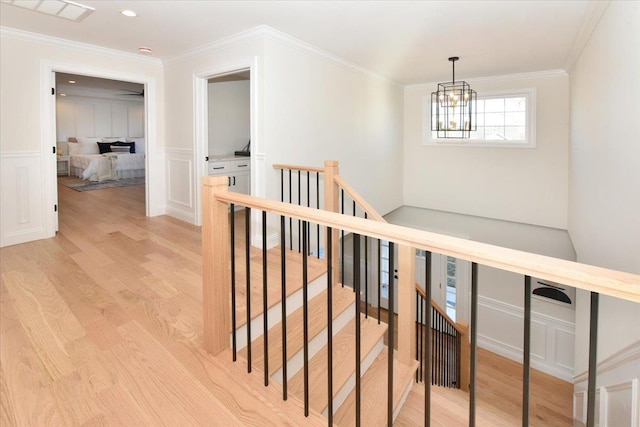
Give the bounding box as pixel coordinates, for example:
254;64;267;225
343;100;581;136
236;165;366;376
478;295;575;381
165;148;194;223
1;152;49;247
574;342;640;426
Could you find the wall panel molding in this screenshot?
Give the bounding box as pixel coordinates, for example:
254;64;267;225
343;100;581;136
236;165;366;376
1;152;48;247
478;295;575;381
573;341;640;426
165;148;195;224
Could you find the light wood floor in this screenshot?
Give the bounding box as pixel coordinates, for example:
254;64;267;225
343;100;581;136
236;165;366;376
1;183;573;426
0;182;327;426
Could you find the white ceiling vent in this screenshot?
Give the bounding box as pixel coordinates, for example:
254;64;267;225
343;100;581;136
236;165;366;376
2;0;95;22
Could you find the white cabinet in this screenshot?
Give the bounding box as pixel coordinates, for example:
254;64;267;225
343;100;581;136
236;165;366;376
208;156;251;195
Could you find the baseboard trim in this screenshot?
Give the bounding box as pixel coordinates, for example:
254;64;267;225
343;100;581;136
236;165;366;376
165;205;195;224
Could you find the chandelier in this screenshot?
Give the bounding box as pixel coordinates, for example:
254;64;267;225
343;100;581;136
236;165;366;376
431;57;477;138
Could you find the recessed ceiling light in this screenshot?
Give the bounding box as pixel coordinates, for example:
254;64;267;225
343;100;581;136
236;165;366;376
138;46;153;55
121;9;137;17
69;80;76;84
60;93;67;97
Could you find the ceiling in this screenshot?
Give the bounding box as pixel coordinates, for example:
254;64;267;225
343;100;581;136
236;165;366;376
1;1;595;84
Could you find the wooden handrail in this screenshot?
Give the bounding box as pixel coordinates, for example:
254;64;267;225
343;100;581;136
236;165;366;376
334;175;386;223
415;285;463;334
210;190;640;303
272;163;324;173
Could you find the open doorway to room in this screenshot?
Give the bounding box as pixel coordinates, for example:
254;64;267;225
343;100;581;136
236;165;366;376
53;72;147;229
205;70;251;196
194;64;256;229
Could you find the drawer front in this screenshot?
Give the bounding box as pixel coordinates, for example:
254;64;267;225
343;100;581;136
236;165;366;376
208;159;251;175
208;162;228;174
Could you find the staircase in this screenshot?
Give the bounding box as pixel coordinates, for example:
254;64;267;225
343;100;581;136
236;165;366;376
229;238;418;425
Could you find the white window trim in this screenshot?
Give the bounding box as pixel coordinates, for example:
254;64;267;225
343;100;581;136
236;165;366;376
423;87;537;148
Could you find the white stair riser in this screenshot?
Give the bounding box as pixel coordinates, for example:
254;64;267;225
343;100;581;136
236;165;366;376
322;337;385;417
272;301;355;383
233;272;327;350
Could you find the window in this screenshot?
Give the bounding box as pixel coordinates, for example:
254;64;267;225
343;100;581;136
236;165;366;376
424;88;536;148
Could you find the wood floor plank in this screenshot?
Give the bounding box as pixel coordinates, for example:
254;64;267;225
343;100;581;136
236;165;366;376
105;320;242;426
4;269;85;380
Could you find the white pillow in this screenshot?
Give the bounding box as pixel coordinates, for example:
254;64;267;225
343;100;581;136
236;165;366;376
128;137;145;154
76;137;100;145
78;141;99;155
102;137;125;143
67;142;80;155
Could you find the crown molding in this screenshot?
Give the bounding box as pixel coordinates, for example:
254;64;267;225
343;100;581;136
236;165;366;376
162;25;268;65
405;69;567;91
163;24;399;86
259;26;399;86
0;26;162;66
564;1;610;73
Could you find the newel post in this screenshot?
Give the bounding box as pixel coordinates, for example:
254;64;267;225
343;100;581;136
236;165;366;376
398;244;417;365
324;160;340;286
202;175;231;356
458;322;470;391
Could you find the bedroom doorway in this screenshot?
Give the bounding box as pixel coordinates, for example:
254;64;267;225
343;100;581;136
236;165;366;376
42;62;158;236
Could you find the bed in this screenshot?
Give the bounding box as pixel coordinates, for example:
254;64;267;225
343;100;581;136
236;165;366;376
66;137;145;182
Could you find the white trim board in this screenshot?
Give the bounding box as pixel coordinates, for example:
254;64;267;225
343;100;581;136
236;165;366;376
1;26;162;66
564;1;611;73
574;341;640;383
166;25;398;86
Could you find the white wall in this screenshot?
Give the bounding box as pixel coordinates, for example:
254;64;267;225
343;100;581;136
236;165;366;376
403;73;570;229
56;96;144;142
208;80;250;155
163;28;404;226
262;37;404;216
568;1;640;376
0;29;164;247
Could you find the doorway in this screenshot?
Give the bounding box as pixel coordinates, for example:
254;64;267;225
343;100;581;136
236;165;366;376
193;59;258;230
374;241;470;322
41;62;158;237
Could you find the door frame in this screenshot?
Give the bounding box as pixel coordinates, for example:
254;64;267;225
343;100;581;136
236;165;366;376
192;58;258;227
41;61;159;235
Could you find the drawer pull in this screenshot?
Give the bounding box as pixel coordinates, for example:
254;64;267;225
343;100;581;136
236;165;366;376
213;166;225;170
237;164;248;168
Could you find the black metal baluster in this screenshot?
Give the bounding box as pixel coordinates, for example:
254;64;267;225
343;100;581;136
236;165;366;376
354;233;361;427
387;242;395;427
586;292;599;427
280;215;288;400
302;221;309;416
327;227;334;424
416;291;420;382
431;307;435;385
523;275;531;425
425;251;432;426
352;201;356;292
437;313;441;386
316;172;320;259
280;169;284;203
306;171;310;254
262;210;269;386
364;213;368;318
341;189;344;286
469;262;478;427
231;204;237;361
456;332;461;389
289;169;292;251
378;240;381;325
245;207;252;373
297;172;301;253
